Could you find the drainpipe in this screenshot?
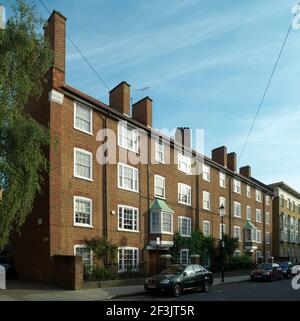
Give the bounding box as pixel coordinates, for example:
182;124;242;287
102;109;111;265
263;193;266;262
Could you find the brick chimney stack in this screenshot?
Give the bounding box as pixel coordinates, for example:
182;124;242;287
175;127;191;149
109;82;131;116
212;146;227;167
132;97;153;127
44;10;66;88
240;165;251;178
227;152;237;172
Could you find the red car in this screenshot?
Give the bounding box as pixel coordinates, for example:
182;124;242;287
250;263;283;282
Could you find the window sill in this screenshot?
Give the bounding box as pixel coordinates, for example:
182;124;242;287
178;201;192;206
118;229;140;233
118;145;139;155
155;195;166;200
118;186;140;194
74;175;93;182
74;224;94;228
74;126;93;136
150;232;174;235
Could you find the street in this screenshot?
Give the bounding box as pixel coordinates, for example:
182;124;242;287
109;279;300;301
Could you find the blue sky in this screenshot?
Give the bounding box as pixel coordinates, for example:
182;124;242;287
3;0;300;190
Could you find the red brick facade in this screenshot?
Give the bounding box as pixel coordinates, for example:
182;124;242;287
10;10;274;288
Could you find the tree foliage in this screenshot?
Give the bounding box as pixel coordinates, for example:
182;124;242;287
0;0;52;249
172;230;215;264
85;237;118;264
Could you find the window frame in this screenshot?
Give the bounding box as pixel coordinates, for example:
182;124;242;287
118;163;139;193
74;148;93;181
74;101;93;135
256;208;262;223
155;139;165;164
180;249;190;264
118;247;139;273
234;226;241;241
178;183;192;206
177;152;192;175
265;212;270;225
118;205;139;233
256;189;262;203
233;201;241;218
219;172;226;188
118;121;139;153
154;175;166;199
203;220;211;237
247;185;251;198
246;205;252;221
73;196;93;228
233;179;241;194
74;245;93;266
150;211;173;235
203;191;211;210
178;216;192;237
203;164;211;182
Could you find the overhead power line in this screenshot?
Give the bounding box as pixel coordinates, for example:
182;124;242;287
238;5;300;162
38;0;110;92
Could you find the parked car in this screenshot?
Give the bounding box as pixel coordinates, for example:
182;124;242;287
291;264;300;276
144;264;213;297
278;261;294;279
250;263;283;282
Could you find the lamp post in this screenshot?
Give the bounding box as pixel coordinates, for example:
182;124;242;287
156;237;160;274
219;204;225;283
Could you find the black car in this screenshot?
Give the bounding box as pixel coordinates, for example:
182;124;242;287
278;261;294;279
144;264;213;297
250;263;283;281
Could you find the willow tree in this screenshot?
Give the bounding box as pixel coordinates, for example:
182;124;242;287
0;0;52;248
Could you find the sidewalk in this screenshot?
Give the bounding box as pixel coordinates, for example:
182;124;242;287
0;273;250;301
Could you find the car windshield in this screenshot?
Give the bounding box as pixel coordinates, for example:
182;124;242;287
256;263;272;270
162;265;185;275
278;262;289;268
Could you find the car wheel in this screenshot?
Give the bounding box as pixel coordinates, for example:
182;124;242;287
280;274;283;281
173;283;182;297
202;280;210;293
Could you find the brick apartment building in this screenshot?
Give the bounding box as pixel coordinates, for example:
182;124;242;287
269;182;300;263
10;11;273;288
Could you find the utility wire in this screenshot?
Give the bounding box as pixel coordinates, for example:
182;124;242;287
38;0;110;92
239;6;299;162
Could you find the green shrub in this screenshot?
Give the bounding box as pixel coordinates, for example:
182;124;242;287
92;266;113;281
84;264;113;281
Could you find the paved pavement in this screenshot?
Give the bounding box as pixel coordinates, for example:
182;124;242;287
0;274;249;301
